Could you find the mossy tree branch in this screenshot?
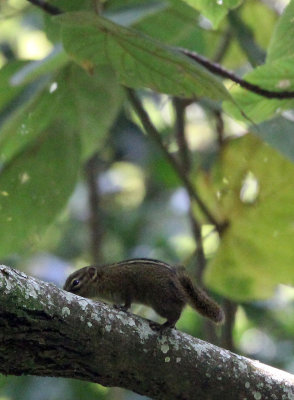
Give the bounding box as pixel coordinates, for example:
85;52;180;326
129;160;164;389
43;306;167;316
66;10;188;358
0;265;293;400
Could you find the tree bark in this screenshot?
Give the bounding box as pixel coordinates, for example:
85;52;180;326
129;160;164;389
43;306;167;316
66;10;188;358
0;265;293;400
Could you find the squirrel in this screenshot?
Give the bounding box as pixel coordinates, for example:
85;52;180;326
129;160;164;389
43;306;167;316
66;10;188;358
63;258;225;331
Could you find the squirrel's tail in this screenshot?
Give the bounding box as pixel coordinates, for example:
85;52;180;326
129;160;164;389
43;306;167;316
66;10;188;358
177;267;225;324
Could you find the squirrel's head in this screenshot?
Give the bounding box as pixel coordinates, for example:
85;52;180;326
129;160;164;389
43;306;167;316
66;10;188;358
63;266;99;297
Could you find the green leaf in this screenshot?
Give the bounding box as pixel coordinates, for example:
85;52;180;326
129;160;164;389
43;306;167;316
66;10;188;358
133;0;218;54
224;1;294;123
0;61;29;111
267;0;294;62
0;128;80;257
240;0;277;52
67;64;124;159
204;134;294;300
0;77;63;163
252;116;294;163
43;0;93;42
105;1;168;26
0;62;122;163
55;11;232;101
182;0;242;28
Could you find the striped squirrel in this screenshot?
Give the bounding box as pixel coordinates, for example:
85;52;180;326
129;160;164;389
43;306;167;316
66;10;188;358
63;258;224;331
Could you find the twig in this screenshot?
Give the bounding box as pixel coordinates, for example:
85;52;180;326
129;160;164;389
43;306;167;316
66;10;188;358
173;98;222;346
211;103;236;349
215;110;225;150
127;89;224;231
26;0;61;15
84;154;103;264
213;29;232;64
173;98;191;173
189;210;206;284
228;11;266;67
221;299;238;352
173;98;206;283
180;48;294;99
92;0;103;14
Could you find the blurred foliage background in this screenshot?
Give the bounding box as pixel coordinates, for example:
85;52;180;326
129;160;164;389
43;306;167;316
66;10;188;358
1;0;294;399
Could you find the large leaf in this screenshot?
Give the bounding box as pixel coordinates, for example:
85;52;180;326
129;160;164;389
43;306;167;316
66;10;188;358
55;11;232;101
44;0;94;42
105;1;168;27
0;75;64;163
0;61;122;162
0;128;80;258
67;64;124;159
182;0;242;28
204;134;294;300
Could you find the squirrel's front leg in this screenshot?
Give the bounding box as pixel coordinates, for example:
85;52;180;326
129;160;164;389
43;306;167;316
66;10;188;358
113;296;132;312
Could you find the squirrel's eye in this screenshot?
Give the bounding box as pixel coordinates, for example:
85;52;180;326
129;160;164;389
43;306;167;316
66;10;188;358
72;279;80;287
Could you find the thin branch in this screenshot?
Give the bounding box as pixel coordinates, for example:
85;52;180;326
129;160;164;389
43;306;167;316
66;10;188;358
127;89;224;231
27;0;294;100
215;110;225;150
26;0;61;15
84;154;103;264
221;299;238;352
180;48;294;99
228;11;266;67
92;0;103;14
212;109;237;351
213;29;232;64
1;265;293;400
173;98;191;173
173;98;206;283
189;210;206;284
173;98;221;346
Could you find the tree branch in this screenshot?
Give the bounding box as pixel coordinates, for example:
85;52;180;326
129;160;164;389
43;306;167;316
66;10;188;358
172;97;206;284
26;0;61;15
127;89;225;232
180;48;294;99
173;97;191;174
85;153;103;264
221;299;238;352
215;109;225;150
0;265;293;399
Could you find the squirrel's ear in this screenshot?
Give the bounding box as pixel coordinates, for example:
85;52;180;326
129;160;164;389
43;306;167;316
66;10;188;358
87;266;97;279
